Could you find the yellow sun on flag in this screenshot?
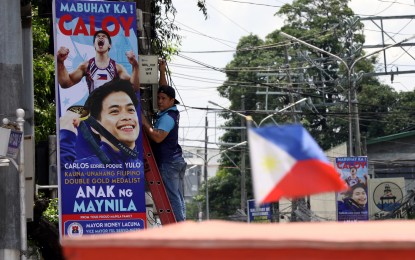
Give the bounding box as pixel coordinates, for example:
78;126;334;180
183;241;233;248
261;156;277;173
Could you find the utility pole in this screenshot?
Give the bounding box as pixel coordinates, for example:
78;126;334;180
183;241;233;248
204;111;209;220
135;0;153;55
344;17;363;156
0;0;25;259
285;45;304;221
284;45;297;122
240;95;246;212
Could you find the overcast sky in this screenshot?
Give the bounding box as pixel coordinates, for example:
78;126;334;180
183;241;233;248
167;0;415;148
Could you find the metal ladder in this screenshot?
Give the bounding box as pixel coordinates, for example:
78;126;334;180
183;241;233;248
142;131;177;225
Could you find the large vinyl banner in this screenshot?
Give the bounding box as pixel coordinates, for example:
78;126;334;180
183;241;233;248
53;0;146;238
335;157;369;221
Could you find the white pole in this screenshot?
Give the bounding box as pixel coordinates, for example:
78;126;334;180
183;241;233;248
16;108;26;260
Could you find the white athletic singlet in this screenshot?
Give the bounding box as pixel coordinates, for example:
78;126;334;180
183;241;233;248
85;57;119;93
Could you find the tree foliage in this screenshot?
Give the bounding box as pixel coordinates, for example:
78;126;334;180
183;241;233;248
358;84;415;138
33;5;56;143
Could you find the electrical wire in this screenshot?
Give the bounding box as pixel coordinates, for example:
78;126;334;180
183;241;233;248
206;2;251;34
220;0;282;7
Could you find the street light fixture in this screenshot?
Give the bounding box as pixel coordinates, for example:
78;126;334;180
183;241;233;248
258;97;308;127
280;31;415;156
208;101;256;126
209;98;308;127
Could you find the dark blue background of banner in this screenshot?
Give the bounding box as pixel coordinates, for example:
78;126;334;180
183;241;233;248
247;199;272;223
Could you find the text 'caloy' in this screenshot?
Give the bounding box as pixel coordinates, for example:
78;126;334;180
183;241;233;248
58;15;134;37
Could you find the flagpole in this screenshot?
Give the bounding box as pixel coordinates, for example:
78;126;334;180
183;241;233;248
245;116;254;128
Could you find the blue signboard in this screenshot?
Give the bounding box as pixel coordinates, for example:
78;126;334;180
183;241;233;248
247;199;272;223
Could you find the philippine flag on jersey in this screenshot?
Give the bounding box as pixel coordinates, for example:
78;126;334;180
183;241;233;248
248;124;347;205
97;74;108;80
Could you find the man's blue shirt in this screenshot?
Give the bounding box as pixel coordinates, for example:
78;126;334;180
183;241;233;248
152;105;183;165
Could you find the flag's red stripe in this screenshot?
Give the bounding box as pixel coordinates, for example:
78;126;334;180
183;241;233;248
262;160;348;203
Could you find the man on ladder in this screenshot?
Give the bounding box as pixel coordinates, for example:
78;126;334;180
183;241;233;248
141;60;187;222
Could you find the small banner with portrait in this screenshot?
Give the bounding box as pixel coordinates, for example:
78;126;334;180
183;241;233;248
335;156;369;221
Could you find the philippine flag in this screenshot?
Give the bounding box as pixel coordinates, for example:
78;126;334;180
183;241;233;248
97;74;108;80
248;124;348;204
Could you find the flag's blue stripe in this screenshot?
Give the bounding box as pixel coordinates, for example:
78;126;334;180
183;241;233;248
251;124;329;162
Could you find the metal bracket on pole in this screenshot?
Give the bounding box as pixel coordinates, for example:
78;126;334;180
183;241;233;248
0;157;18;169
